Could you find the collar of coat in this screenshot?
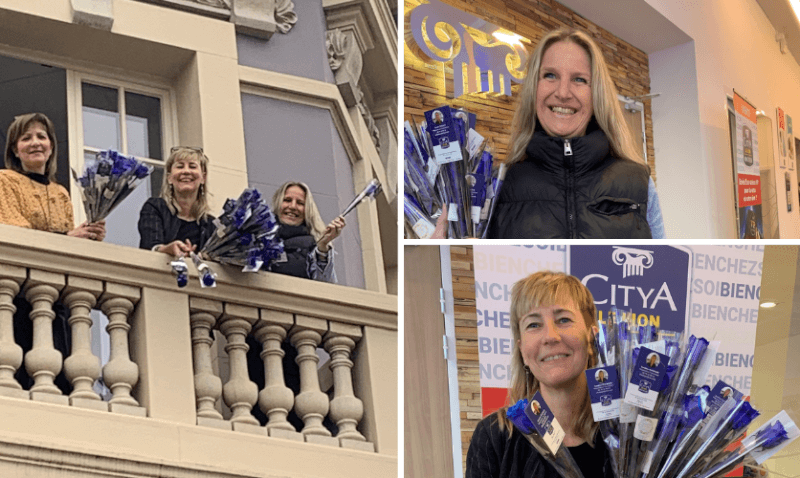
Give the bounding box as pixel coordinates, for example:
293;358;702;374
525;116;612;176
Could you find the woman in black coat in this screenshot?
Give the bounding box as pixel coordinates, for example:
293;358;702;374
138;146;215;255
466;271;613;478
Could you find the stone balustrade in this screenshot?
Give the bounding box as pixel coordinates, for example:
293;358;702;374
0;225;396;476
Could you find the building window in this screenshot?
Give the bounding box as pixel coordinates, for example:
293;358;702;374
70;73;174;248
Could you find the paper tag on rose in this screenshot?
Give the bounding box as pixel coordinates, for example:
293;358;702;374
524;391;565;455
624;346;669;411
586;365;621;421
704;380;743;422
447;204;458;221
634;415;659;441
425;107;462;165
467;129;485;158
412;218;435;239
692;340;720;387
619;401;638;423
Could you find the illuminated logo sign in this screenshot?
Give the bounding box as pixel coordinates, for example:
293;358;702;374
571;245;692;333
407;0;529;98
612;246;655;278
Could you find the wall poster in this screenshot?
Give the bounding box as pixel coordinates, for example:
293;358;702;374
733;92;763;239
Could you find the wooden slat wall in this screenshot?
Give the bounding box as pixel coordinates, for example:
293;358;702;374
450;245;479;472
403;0;657;181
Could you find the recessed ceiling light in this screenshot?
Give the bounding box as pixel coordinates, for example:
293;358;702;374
760;302;777;308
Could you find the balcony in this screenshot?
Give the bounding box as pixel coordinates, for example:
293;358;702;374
0;224;397;477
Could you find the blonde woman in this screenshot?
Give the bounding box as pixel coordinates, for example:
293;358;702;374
487;28;664;239
269;181;344;283
138;146;215;256
466;271;613;478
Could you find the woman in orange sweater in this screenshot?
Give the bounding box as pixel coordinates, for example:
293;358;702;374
0;112;105;239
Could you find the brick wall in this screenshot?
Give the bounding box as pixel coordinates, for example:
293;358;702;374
450;245;479;472
403;0;657;181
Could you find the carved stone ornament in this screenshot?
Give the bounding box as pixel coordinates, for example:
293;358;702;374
274;0;297;34
326;29;380;150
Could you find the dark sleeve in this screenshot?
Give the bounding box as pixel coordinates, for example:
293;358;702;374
466;416;504;478
138;198;166;250
198;215;217;250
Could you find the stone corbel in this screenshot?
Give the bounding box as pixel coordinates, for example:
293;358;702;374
231;0;297;40
324;3;375;105
70;0;114;31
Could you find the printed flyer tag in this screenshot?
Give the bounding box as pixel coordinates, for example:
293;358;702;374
624;346;669;411
524;391;565;455
586;365;621;421
412;219;435;239
633;415;659;441
424;107;462;165
705;380;743;420
619;401;638;423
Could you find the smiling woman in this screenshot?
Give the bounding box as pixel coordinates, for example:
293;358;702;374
485;28;665;240
0;112;106;240
466;271;613;478
137;146;216;257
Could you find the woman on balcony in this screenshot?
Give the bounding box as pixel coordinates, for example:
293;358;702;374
268;181;346;283
1;112;106;240
1;112;106;395
137;146;215;256
465;271;613;478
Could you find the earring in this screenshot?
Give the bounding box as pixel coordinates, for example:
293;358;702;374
199;184;204;196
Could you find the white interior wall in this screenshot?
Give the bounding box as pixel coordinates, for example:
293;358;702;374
646;0;800;238
648;41;709;238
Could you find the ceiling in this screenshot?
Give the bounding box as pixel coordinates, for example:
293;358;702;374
756;0;800;68
557;0;800;69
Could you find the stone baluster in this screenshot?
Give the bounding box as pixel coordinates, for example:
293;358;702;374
62;277;104;409
189;298;224;426
289;315;335;445
0;264;25;398
23;270;66;403
324;322;373;451
100;283;143;415
218;304;260;432
254;309;298;439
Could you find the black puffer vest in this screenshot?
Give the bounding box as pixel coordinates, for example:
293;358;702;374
269;223;315;278
488;122;652;239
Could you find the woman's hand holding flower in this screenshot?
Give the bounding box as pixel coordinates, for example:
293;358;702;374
68;220;106;241
157;239;196;257
318;216;345;253
431;204;448;239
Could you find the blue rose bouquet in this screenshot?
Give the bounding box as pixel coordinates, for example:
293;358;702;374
585;309;798;478
199;188;284;272
403;107;506;238
72;149;153;222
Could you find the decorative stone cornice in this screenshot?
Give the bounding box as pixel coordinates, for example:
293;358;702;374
231;0;297;40
71;0;114;31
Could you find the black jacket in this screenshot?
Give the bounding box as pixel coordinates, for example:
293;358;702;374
138;197;216;250
488;123;652;239
466;414;612;478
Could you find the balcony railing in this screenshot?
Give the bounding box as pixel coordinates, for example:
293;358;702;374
0;224;397;477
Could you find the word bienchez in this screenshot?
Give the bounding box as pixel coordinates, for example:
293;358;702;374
407;0;527;98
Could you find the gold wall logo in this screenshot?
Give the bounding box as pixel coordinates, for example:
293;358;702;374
406;0;529;98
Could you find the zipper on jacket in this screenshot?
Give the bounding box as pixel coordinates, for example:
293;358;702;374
564;138;576;238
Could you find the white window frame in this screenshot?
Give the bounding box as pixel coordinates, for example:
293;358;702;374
66;70;178;224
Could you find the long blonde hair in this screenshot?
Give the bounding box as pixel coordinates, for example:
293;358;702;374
160;147;212;221
496;271;599;443
505;28;643;166
272;181;327;241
